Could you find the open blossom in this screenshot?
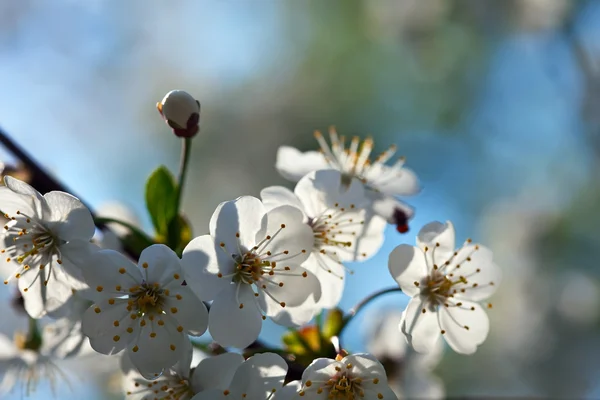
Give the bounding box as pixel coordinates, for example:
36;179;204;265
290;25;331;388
275;127;419;229
0;176;96;318
189;353;287;400
0;300;91;396
261;169;385;309
388;221;501;355
367;311;445;399
81;244;208;378
279;353;398;399
182;196;322;348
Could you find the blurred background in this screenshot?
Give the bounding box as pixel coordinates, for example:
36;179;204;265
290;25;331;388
1;0;600;398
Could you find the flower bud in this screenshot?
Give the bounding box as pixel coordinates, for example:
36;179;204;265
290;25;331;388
157;90;200;138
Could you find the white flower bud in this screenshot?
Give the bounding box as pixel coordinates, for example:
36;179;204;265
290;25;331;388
157;90;200;138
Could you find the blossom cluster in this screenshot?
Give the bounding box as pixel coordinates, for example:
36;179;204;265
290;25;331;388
0;90;500;399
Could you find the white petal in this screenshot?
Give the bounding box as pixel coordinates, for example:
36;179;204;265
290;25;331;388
41;317;86;359
0;334;19;360
301;358;337;382
416;221;455;267
163;287;208;336
438;301;489;354
367;191;414;223
294;170;367;217
275;146;329;182
60;240;99;284
128;316;187;378
352;214;386;262
181;235;232;301
259;265;322;314
43;191;95;240
138;244;182;286
366;164;420;197
388;244;427;297
190;388;226;400
343;353;387;382
363;385;399;400
451;245;501;302
303;253;344;309
208;284;262;348
191;353;243;392
228;353;288;398
20;263;74;318
3;176;47;217
80;249;141;295
260;186;305;215
274;381;301;399
82;299;135;355
400;298;441;354
404;369;445;400
211;196;265;252
257;205;313;265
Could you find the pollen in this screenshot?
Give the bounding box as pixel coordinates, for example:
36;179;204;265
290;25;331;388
113;335;120;342
132;345;139;352
119;268;126;274
96;286;103;292
113;321;119;327
142;262;148;268
94;307;101;313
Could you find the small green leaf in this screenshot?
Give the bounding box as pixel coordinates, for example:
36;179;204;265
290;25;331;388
321;308;344;339
145;166;178;236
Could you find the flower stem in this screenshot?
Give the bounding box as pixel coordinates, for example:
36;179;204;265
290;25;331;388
174;138;192;216
339;287;403;336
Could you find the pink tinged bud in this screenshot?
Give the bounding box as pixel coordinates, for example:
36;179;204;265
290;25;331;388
157;90;201;138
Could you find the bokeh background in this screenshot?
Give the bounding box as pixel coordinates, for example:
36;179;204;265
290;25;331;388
1;0;600;398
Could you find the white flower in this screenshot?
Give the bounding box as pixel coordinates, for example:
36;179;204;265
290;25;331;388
388;221;501;355
181;196;322;348
279;353;398;399
0;176;96;318
190;353;287;400
261;169;385;309
157;90;201;138
0;303;90;396
275;127;419;227
122;341;201;400
81;244;208;378
367;310;445;399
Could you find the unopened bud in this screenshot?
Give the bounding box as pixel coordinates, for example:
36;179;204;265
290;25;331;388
157;90;200;138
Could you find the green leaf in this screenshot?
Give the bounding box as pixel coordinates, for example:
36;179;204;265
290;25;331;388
145;166;178;237
321;308;344;339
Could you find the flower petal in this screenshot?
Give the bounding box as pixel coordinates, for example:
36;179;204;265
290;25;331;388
275;146;329;182
302;253;345;309
438;301;489;355
208;284;262;348
191;353;243;392
257;205;313;265
388;244;427;297
181;235;232;301
43;191;95;240
82;299;135;355
260;186;305;215
400;298;441;354
211;196;265;252
367;190;414;223
366;164;420;197
80;249;141;295
273;381;301;399
3;176;48;217
128;315;187;378
163;287;208;336
451;245;501;302
19;261;74;318
228;353;288;399
259;265;321;314
416;221;455;268
344;353;388;382
363;385;399;400
138;244;182;286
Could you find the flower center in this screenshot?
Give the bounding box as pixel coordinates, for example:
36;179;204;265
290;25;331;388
325;373;363;399
421;271;466;307
232;252;271;285
2;211;63;287
133;283;165;315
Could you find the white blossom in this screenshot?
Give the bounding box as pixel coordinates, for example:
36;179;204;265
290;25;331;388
190;353;287;400
278;353;397;399
157;90;201;138
181;196;322;348
81;244;208;378
0;176;96;318
367;310;445;399
275;127;419;226
388;221;501;355
261;169;385;309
